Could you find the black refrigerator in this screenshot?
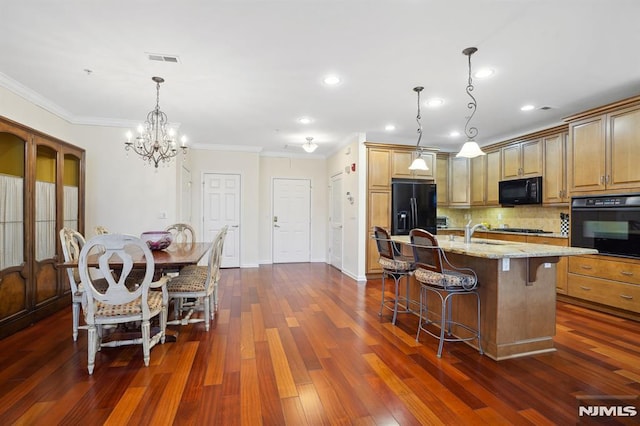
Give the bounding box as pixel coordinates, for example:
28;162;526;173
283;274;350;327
391;178;437;235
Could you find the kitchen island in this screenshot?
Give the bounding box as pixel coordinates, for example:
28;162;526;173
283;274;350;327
392;235;597;360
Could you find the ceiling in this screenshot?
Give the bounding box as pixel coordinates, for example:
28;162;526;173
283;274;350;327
2;0;640;157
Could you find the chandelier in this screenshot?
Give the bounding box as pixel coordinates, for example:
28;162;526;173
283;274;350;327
408;86;429;171
302;136;318;153
456;47;486;158
124;76;188;168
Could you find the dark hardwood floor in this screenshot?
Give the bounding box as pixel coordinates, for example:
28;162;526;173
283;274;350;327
1;263;639;425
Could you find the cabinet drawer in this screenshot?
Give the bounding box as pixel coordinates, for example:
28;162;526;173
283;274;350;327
568;274;640;313
568;256;640;285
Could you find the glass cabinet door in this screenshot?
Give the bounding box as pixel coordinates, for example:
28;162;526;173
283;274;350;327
35;145;57;262
0;132;25;269
63;154;80;231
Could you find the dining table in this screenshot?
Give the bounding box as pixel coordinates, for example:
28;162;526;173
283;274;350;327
58;241;212;342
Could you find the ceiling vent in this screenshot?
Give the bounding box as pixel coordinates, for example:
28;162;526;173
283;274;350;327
147;53;180;64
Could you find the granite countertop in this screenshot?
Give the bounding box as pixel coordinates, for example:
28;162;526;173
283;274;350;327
438;228;568;239
392;235;596;259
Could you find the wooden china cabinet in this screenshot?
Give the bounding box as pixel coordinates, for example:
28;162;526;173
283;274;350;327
0;116;85;339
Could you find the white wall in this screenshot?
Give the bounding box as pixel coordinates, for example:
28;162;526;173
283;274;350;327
258;155;328;264
326;133;365;281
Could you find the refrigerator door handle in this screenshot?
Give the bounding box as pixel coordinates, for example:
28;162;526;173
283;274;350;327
410;197;417;229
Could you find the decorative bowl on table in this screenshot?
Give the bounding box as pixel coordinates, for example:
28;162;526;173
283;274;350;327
140;231;173;251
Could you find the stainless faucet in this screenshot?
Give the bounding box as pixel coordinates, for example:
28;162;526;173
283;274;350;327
464;220;487;243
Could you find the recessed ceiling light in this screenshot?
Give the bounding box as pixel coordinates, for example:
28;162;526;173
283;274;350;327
520;104;535;111
474;68;495;79
449;131;461;138
385;124;396;131
425;98;444;107
298;117;313;124
323;75;341;85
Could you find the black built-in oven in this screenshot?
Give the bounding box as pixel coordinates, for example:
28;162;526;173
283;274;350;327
571;194;640;259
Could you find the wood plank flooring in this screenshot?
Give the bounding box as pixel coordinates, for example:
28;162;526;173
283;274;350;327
1;263;639;425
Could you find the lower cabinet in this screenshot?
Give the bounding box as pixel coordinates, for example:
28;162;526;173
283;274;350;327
567;255;640;316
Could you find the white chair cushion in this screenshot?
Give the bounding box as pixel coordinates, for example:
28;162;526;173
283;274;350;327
414;267;477;289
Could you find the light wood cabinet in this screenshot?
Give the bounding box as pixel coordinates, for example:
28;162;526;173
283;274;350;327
567;100;640;195
542;132;569;204
436;154;449;206
391;150;436;179
449;156;470;207
501;139;542;180
485;150;501;206
0;116;85;339
368;148;391;189
367;190;391;274
567;255;640;314
470;155;486;205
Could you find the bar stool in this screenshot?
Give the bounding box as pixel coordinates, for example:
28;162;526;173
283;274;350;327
409;228;482;357
372;226;416;325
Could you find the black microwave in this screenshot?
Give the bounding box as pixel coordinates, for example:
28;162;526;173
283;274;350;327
498;176;542;205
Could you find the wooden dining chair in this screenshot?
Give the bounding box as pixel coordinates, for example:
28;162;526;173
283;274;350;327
78;233;169;374
166;226;228;330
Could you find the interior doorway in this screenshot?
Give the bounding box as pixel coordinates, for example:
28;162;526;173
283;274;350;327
329;173;343;270
202;173;241;268
272;178;311;263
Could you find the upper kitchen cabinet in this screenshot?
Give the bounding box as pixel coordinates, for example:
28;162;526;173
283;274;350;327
449;156;470;207
567;97;640;195
391;149;436;180
470;154;486;205
501;139;543;180
543;131;569;204
485;149;501;206
436;154;449;206
367;147;391;189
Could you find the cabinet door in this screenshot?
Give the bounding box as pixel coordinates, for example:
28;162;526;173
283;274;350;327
501;143;521;179
543;133;568;204
470;155;486;205
436;155;449;206
568;115;606;193
607;105;640;191
368;148;391;189
413;152;436;179
449;157;470;206
391;150;413;178
520;139;543;177
485;150;501;206
367;190;390;274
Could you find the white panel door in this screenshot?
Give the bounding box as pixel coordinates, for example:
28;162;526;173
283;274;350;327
202;173;240;268
329;173;343;270
273;178;311;263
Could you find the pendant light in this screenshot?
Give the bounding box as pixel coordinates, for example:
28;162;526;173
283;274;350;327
408;86;429;171
456;47;486;158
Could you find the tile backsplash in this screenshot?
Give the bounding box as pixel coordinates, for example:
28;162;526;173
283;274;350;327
438;206;569;233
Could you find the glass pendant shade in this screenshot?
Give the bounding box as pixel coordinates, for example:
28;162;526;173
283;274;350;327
456;141;486;158
302;137;317;153
409;156;429;170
